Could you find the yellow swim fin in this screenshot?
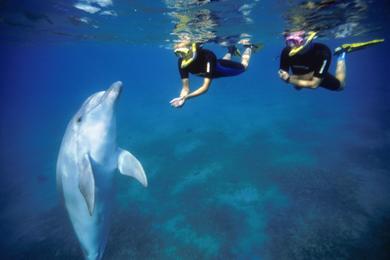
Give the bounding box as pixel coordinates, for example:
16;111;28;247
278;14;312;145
334;39;384;55
289;31;317;56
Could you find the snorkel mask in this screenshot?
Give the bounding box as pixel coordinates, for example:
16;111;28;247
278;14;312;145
285;31;317;56
285;31;305;48
174;42;198;68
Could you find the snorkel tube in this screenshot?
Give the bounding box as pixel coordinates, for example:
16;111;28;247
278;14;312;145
174;42;198;68
180;42;198;68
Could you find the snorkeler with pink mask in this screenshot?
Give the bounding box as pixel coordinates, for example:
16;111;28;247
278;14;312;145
278;31;384;91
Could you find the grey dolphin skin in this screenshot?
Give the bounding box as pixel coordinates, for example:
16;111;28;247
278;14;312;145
56;81;148;260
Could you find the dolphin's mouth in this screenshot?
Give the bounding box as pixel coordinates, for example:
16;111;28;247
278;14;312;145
90;81;122;110
76;81;123;122
102;81;122;103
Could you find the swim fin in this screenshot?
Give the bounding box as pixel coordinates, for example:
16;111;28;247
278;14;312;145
228;45;241;57
244;43;264;53
334;39;384;55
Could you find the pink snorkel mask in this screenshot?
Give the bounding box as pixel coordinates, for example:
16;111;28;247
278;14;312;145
285;31;305;47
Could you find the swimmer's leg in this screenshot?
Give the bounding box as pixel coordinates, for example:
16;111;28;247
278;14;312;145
335;52;346;89
333;39;385;89
241;46;252;69
241;43;262;69
222;51;232;61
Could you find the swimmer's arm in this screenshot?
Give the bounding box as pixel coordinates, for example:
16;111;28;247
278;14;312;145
184;78;212;99
180;78;190;97
288;75;322;89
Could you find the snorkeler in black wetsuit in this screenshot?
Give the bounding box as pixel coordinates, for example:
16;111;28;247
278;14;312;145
278;31;345;91
278;31;384;91
170;42;259;108
178;48;247;79
280;40;341;90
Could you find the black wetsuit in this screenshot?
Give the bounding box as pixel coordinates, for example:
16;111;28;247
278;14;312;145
280;43;341;90
179;48;246;79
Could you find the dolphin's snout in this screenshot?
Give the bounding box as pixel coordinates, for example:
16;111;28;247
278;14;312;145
106;81;123;101
110;81;122;91
109;81;122;94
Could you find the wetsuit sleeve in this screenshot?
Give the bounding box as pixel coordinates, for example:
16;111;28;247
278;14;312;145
313;46;331;78
279;48;290;72
203;52;216;78
178;58;189;79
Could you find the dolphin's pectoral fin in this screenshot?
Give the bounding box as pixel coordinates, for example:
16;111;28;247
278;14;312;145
78;153;95;216
117;148;148;187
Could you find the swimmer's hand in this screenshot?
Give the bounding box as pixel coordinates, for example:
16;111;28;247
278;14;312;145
278;69;290;82
170;96;186;108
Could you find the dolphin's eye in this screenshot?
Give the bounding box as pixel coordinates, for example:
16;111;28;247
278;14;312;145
77;116;82;123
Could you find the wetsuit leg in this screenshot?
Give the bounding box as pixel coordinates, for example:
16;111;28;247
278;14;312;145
320;72;342;91
214;59;246;78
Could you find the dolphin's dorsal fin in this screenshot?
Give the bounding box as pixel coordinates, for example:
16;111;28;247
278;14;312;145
78;153;95;216
117;148;148;187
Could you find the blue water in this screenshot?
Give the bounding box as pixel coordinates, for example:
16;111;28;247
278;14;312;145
1;1;390;259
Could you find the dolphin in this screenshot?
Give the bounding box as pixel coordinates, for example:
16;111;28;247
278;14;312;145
56;81;147;260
